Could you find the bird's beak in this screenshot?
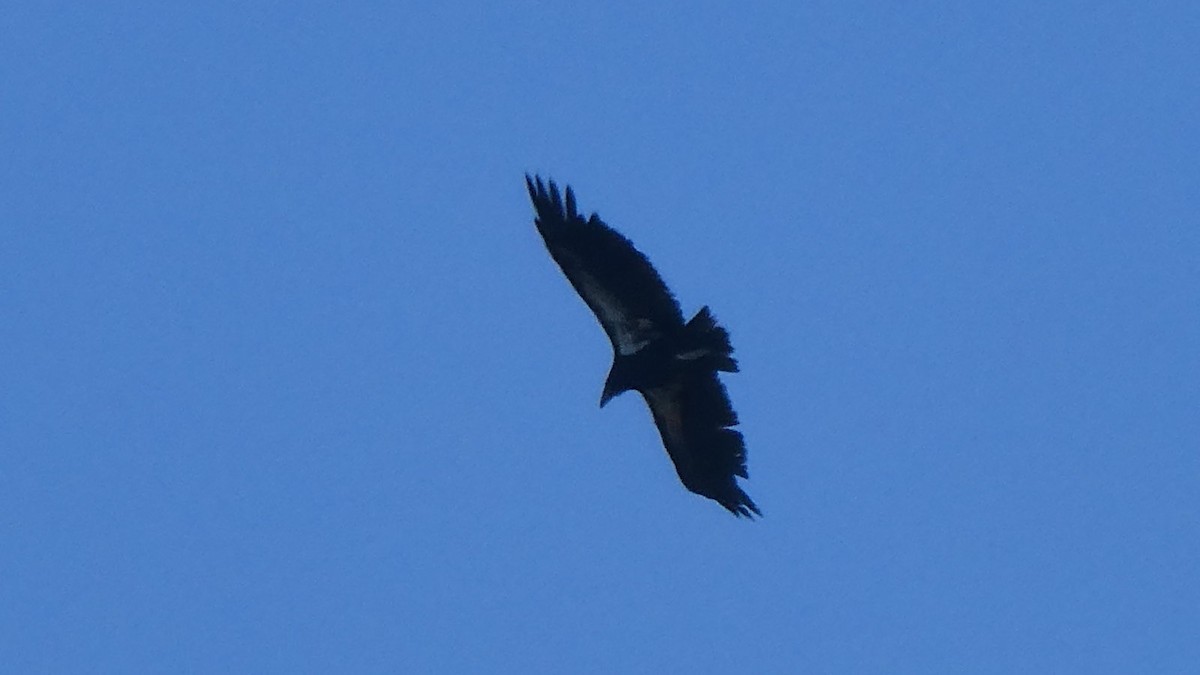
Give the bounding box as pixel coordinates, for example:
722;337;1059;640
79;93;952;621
600;362;624;408
600;386;616;408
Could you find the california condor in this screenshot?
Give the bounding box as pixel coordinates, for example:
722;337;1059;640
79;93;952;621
526;175;760;518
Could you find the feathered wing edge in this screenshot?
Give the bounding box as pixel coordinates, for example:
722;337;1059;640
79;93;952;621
643;372;761;518
526;175;685;350
681;306;739;373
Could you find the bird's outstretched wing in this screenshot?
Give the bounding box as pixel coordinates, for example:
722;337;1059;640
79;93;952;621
527;175;684;355
642;370;760;518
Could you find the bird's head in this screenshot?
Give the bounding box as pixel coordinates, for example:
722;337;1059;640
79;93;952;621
600;360;631;408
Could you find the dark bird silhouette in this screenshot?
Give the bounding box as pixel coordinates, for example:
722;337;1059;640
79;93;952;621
526;175;760;518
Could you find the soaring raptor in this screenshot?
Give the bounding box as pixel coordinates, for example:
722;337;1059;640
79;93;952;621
527;175;760;517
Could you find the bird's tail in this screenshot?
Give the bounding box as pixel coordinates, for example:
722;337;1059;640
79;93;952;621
680;306;739;372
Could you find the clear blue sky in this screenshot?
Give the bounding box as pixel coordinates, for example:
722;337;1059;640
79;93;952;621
3;2;1197;672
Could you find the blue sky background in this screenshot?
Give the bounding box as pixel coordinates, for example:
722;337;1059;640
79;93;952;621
3;2;1197;672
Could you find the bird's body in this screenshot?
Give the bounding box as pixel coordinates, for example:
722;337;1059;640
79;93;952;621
526;175;760;518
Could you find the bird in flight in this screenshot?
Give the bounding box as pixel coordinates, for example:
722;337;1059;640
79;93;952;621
526;175;760;517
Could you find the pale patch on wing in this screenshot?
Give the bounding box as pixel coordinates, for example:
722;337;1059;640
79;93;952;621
619;318;659;356
565;255;660;355
674;348;711;361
